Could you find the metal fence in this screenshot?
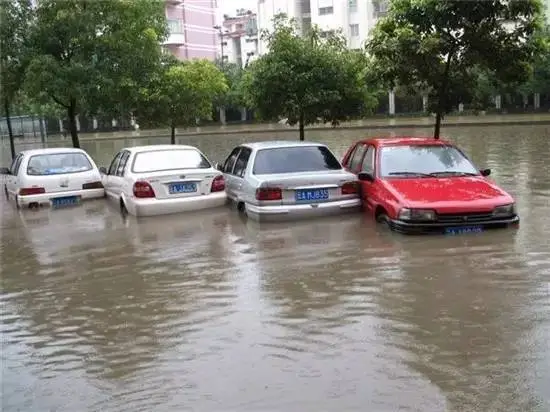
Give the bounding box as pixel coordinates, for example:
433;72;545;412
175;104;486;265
0;115;46;141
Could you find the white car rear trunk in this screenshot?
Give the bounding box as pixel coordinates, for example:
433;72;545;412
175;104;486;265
137;170;219;200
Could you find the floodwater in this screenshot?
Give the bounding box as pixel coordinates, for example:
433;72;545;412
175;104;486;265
1;124;549;412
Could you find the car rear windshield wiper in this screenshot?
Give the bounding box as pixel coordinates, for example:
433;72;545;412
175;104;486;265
388;171;432;177
428;171;479;177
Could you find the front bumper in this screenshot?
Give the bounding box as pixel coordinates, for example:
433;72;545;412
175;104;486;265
17;189;105;208
387;215;520;235
245;198;361;222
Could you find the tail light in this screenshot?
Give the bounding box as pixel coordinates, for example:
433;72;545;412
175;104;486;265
82;181;104;190
133;181;156;198
19;187;45;196
211;175;225;192
341;181;358;195
256;187;282;201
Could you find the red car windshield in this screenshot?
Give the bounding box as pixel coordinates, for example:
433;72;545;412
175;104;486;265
379;145;479;177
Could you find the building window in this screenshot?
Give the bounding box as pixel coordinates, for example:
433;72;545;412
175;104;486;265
350;24;359;37
167;19;183;34
349;0;358;12
319;6;333;15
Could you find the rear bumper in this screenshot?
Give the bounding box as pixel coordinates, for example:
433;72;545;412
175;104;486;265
245;198;361;222
17;189;105;207
129;191;227;217
387;215;520;235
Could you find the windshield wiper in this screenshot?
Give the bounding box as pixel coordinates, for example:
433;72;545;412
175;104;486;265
428;171;478;177
388;171;432;177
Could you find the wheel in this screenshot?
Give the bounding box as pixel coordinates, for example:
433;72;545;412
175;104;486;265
237;201;246;215
120;199;128;215
376;212;390;227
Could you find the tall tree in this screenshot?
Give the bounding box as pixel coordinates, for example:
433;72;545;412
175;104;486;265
242;14;377;141
368;0;546;139
0;0;32;160
137;59;228;144
23;0;168;148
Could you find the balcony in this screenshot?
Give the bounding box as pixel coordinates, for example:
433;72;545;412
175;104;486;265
163;19;185;45
165;0;183;5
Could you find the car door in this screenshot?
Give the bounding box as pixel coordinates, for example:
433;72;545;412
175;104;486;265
221;147;241;200
5;154;24;197
231;147;252;201
358;145;377;213
103;151;123;199
111;150;131;198
344;143;368;174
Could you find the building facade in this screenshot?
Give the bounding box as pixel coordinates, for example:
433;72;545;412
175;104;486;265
163;0;218;60
257;0;388;54
218;10;259;67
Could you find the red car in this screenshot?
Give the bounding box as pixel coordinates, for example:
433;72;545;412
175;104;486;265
341;137;519;235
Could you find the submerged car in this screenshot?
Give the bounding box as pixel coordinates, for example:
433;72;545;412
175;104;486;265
1;148;105;209
100;144;226;217
341;137;519;235
217;141;361;221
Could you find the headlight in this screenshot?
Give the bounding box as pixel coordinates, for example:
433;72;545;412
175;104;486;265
398;208;437;221
493;203;516;217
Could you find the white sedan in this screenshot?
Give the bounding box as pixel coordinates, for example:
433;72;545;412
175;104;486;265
1;148;105;209
100;144;226;217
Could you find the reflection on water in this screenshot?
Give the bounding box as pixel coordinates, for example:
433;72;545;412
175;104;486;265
1;125;549;411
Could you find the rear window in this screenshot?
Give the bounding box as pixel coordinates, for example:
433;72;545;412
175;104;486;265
252;146;342;175
132;149;211;173
27;153;93;176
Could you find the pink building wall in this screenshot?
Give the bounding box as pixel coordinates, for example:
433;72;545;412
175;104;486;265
165;0;218;61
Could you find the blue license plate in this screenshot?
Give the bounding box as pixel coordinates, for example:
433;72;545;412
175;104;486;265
295;188;329;202
169;182;197;194
445;225;484;235
52;196;79;208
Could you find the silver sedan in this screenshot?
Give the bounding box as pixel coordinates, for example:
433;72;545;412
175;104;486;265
216;141;361;222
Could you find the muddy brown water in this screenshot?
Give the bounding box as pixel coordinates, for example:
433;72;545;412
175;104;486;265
1;125;549;412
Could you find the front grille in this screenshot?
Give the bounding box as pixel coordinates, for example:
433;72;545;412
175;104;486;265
437;212;495;224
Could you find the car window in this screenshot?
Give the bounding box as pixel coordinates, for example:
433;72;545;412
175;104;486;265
252;146;342;175
132;149;211;173
108;152;123;175
27;153;93;176
361;146;375;174
233;147;251;178
348;144;367;172
379;145;479;177
116;151;131;177
10;154;23;175
223;147;241;174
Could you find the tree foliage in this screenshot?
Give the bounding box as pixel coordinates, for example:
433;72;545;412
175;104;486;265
242;14;377;140
367;0;546;138
23;0;168;148
137;59;228;144
215;62;247;109
0;0;32;159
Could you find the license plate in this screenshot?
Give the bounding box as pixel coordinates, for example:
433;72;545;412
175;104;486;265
295;188;329;202
445;225;484;235
51;196;79;208
169;182;197;194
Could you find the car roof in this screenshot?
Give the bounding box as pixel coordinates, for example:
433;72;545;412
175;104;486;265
241;140;328;150
358;136;454;147
121;144;199;153
19;147;88;156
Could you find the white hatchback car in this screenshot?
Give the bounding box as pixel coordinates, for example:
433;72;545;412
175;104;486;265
100;144;226;217
1;148;105;209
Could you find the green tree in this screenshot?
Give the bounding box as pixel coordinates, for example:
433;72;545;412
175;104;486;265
368;0;545;139
137;59;228;144
0;0;32;160
242;15;377;141
23;0;168;148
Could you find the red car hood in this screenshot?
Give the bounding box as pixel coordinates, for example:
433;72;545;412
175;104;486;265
384;177;513;209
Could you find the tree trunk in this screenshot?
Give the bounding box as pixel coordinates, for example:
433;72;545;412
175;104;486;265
67;98;80;148
434;52;454;140
3;97;16;160
170;123;176;144
298;111;305;141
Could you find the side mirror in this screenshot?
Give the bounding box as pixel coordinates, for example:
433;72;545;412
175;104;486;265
99;167;107;175
0;167;10;175
480;168;491;177
215;163;223;172
358;171;374;182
